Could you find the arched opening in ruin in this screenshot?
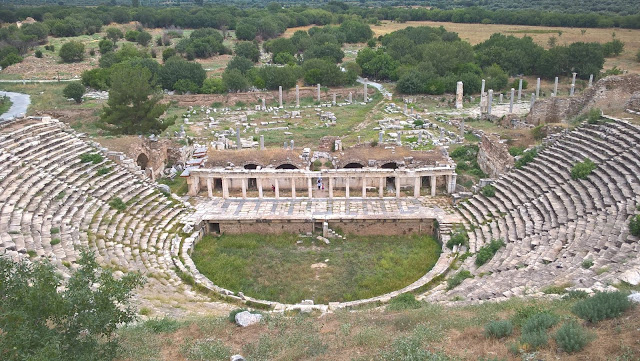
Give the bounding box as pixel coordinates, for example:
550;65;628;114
343;162;364;169
136;153;149;170
244;164;260;189
276;163;298;170
381;162;398;169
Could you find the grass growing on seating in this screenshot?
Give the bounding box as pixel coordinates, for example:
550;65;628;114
109;197;127;212
191;233;440;304
571;158;597;180
79;152;103;164
475;239;505;266
157;176;188;196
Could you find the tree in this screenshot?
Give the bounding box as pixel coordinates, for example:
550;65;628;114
159;56;207;90
201;77;225;94
101;64;170;135
235;23;257;41
222;68;249;92
98;39;115;54
136;31;152;47
484;64;509;91
63;82;85;103
106;27;124;43
59;41;85;63
0;250;145;361
234;41;260;62
339;20;373;43
226;56;254;75
162;48;176;62
132;0;139;7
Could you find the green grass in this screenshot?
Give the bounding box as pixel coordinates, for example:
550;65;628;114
191;233;441;304
157;177;188;196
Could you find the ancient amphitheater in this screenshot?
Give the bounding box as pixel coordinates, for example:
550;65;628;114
1;85;640;315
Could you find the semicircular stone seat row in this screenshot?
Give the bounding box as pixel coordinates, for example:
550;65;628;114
0;119;210;316
426;118;640;303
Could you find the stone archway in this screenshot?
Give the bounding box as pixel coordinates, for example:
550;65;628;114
136;153;149;170
343;162;364;169
276;163;298;169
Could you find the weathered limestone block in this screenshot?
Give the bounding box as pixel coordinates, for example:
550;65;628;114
477;134;514;178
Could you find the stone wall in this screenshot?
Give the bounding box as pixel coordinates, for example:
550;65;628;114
212;218;434;236
526;74;640;125
477;134;514;178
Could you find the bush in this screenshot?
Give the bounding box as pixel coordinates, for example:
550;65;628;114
475;239;505;266
484;320;513;338
63;82;85;103
136;31;152;47
162;48;177;62
514;148;537;169
79;153;103;164
520;329;548;350
581;258;594;269
554;321;592;353
531;125;546;141
0;53;23;68
572;291;632;323
571;158;596;180
508;146;525;156
387;293;422;311
629;214;640;237
109;197;127;212
481;185;496;197
521;312;558;334
511;79;528;90
228;308;247;323
50;238;61;246
586;108;602;124
97;167;111;175
447;270;473;290
144;317;180;333
35;49;43;58
200;77;225;94
59;41;85;63
446;229;468;250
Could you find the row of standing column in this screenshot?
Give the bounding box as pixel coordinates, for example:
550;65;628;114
208;175;445;199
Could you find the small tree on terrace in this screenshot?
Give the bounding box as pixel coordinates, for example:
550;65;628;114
0;250;145;361
59;40;85;63
101;64;171;135
63;82;85;103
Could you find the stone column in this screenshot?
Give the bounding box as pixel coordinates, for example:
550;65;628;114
589;74;593;87
222;177;229;198
307;177;313;199
509;88;515;113
348;92;352;103
448;174;457;194
570;84;575;96
553;77;558;97
363;78;368;102
278;86;283;108
257;178;263;198
395;176;401;198
345;177;350;198
241;178;247;199
260;135;264;150
481;79;485;96
379;177;384;197
378;131;384;144
430;175;436;196
317;83;321;102
487;89;493;116
530;93;536;107
572;72;577;85
329;177;334;198
518;78;523;101
455;81;463;109
332;93;336;105
418;132;422;144
206;178;213;198
404;103;408;114
291;177;296;199
536;78;541;98
261;98;266;110
414;176;420;198
290;139;294;149
295;85;300;107
236;126;242;150
362;176;367;198
274;178;279;199
499;93;503;103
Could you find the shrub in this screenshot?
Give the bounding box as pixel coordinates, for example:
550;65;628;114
554;321;592;353
413;119;424;127
50;227;60;234
109;197;127;212
511;79;528;90
97;167;111;175
136;31;152;47
481;185;496;197
144;317;180;333
89;49;95;56
508;146;525;156
629;214;640;237
511;304;549;327
50;238;61;246
581;258;594;269
587;108;602;124
35;49;43;58
484;320;513;338
475;239;505;266
563;290;590;300
572;291;632;323
522;312;558;334
370;140;378;147
387;293;422;311
228;308;247;323
79;152;103;164
571;158;596;180
63;82;85;103
514;148;537;169
59;41;85;63
446;229;468;250
520;329;548;350
447;269;473;290
531;125;546;141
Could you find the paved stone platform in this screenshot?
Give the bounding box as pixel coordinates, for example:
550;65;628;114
185;196;460;223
